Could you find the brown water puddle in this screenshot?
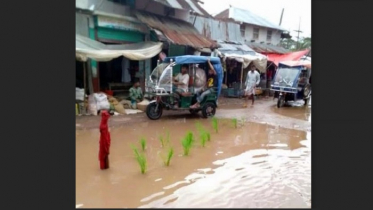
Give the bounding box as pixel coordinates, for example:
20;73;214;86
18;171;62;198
76;119;311;208
270;97;311;122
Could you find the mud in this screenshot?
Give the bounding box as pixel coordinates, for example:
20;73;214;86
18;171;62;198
76;98;311;131
76;118;311;208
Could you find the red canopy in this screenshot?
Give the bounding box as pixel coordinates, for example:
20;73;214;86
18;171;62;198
266;50;309;66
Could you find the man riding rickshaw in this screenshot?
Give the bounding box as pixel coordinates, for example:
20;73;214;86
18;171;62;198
145;55;223;120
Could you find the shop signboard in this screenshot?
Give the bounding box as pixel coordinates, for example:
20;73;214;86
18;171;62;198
97;16;148;33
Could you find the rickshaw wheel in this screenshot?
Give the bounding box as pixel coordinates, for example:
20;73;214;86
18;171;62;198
277;96;285;108
304;99;309;106
202;102;216;118
146;102;163;120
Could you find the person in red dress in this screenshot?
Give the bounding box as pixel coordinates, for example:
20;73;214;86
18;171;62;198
99;110;111;170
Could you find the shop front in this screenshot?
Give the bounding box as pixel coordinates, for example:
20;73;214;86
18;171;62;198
91;15;151;95
76;32;163;100
135;11;214;75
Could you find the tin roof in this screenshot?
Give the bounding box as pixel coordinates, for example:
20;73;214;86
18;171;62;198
135;11;214;48
190;15;244;42
246;42;289;54
217;40;256;56
215;7;286;31
153;0;210;17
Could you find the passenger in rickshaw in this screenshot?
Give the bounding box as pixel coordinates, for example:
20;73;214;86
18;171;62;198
172;65;190;94
172;65;190;108
190;59;217;109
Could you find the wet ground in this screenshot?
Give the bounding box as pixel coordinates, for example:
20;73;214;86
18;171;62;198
76;97;311;208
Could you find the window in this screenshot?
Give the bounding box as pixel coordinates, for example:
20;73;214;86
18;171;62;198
240;25;245;37
267;30;272;41
164;7;175;16
253;27;259;40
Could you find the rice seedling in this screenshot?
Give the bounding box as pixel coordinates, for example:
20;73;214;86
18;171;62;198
166;131;170;145
159;135;165;147
130;145;147;174
200;132;208;147
212;117;219;133
196;121;211;142
140;138;147;151
206;131;211;141
130;144;140;157
182;131;194;156
164;147;174;166
232;118;238;128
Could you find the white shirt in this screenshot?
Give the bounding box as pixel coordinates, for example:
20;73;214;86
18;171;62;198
245;70;260;88
175;73;189;92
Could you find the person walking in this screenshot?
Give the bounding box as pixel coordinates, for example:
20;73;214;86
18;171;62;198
243;64;260;107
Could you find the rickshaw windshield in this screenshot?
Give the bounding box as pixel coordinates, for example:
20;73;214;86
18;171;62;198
273;68;300;87
150;63;169;82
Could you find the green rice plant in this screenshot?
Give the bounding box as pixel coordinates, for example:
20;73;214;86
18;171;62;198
159;135;165;147
182;131;194;156
131;144;140;157
212;117;219;133
206;131;211;141
232;118;238;128
164;147;174;166
188;131;194;145
200;132;208;147
196;121;211;142
166;131;170;145
130;145;147;174
140;138;147;151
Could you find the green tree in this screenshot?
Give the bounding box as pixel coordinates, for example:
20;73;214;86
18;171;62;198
280;38;297;50
280;37;311;51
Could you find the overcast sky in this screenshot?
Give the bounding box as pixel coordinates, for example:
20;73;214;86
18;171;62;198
199;0;311;39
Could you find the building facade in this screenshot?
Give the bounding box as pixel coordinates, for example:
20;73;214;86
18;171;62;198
215;7;289;54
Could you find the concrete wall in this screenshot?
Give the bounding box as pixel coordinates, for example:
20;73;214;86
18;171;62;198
243;24;282;45
76;12;94;37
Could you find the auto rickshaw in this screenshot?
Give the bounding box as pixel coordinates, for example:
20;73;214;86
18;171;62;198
145;55;223;120
270;60;311;108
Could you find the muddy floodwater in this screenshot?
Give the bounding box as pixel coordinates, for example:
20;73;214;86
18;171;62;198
76;117;311;208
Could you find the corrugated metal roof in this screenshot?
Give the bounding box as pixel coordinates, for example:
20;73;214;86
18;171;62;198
190;15;243;42
136;11;214;48
217;40;256;55
246;42;289;54
153;0;210;17
215;7;286;31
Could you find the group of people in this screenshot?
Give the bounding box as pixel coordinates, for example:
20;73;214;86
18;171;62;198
172;59;217;109
128;59;261;109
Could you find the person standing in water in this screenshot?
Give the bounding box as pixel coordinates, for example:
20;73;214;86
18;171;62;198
99;110;111;170
243;64;260;107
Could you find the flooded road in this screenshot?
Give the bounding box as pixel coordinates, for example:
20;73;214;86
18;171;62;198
76;117;311;208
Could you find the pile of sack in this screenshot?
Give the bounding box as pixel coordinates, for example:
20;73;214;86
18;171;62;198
86;92;146;116
87;93;111;116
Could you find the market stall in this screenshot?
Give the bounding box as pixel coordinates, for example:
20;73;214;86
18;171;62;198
75;34;163;116
220;52;268;97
